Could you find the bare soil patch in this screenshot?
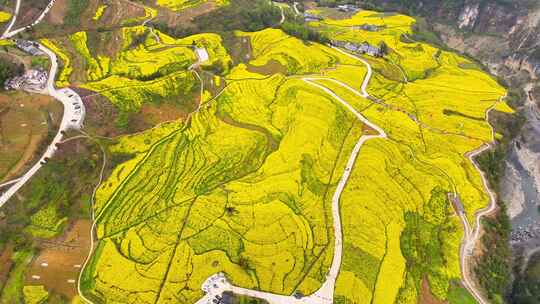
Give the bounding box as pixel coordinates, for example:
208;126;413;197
157;0;218;27
14;0;50;29
73;87;122;137
247;59;287;76
419;277;447;304
0;92;62;183
24;220;92;299
46;0;68;25
362;123;379;135
99;0;145;27
138;102;189;124
0;245;14;285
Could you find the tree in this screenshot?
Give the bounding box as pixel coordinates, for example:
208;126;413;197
225;206;237;216
379;41;389;55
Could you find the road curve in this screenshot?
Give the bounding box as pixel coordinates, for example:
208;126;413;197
1;0;21;38
334;44;502;304
271;1;285;25
459;101;504;304
0;43;85;208
195;49;386;304
1;0;55;39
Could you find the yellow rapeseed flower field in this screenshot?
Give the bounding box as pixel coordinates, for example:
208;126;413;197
71;9;512;304
0;11;11;23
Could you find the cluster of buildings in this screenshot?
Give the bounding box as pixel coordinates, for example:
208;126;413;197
337;4;360;13
331;40;384;57
304;12;322;22
4;40;48;91
4;69;48;91
15;39;44;56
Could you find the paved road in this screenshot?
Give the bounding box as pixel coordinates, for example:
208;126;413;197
330;46;503;304
0;43;85;208
1;0;56;39
271;1;285;25
196;46;502;304
1;0;21;38
0;178;21;189
293;2;301;16
458;102;503;304
195;48;386;304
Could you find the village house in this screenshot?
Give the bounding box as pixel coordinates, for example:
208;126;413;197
331;40;384;57
304;12;322;22
5;69;48;91
337;4;359;13
15;39;43;56
355;24;384;32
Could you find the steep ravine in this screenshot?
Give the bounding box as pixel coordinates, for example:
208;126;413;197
357;0;540;301
434;0;540;280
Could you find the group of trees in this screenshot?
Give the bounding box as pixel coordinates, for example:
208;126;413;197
510;254;540;304
280;21;330;44
316;0;357;7
474;203;512;304
152;0;281;37
0;58;24;89
151;0;337;46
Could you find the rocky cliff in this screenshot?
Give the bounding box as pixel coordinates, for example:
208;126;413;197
360;0;540;301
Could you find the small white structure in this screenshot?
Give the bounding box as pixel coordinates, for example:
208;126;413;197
337;4;359;13
304;12;322;22
195;47;209;63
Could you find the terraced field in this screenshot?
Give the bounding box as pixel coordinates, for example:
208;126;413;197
80;33;370;302
310;12;510;304
40;27;232;116
156;0;229;12
37;9;512;304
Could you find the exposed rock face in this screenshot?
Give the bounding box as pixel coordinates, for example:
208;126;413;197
503;82;540;252
458;2;480;29
449;2;540;258
361;0;540;295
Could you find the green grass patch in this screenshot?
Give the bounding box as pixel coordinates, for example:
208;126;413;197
65;0;89;27
447;280;477;304
0;250;33;303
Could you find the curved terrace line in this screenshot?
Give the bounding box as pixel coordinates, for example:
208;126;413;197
195;48;387;304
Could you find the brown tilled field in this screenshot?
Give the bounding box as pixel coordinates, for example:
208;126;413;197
0;245;14;287
24;220;92;299
420;277;447;304
0;92;62;182
157;0;218;27
13;0;51;29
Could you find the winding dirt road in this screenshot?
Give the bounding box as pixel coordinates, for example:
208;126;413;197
459;102;504;304
195;49;386;304
0;3;500;300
